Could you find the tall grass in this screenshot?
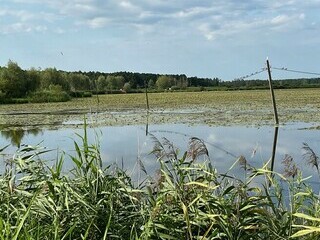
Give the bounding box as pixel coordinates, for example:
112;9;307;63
1;127;320;239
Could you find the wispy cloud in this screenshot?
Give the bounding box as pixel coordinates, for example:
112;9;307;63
0;22;47;34
79;17;110;29
0;8;34;21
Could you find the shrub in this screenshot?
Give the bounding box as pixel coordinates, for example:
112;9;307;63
0;93;28;104
70;91;92;98
28;88;71;103
11;98;28;104
0;91;7;103
83;91;92;97
170;85;180;91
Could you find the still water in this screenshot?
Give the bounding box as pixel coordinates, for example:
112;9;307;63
0;123;320;184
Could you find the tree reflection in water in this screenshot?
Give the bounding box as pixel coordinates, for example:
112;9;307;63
0;128;42;147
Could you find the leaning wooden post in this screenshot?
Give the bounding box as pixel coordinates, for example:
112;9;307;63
270;126;279;175
145;79;150;111
145;79;150;136
266;58;279;178
266;58;279;125
145;112;149;136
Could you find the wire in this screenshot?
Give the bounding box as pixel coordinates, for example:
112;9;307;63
233;68;267;81
149;129;239;159
272;67;320;76
233;65;320;81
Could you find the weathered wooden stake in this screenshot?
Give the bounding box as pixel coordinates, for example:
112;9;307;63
270;126;279;174
266;58;279;125
144;79;150;136
266;58;279;178
145;112;149;136
145;79;150;111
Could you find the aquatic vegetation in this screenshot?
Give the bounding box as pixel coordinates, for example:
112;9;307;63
1;89;320;129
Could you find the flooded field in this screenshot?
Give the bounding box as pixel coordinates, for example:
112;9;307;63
0;89;320;129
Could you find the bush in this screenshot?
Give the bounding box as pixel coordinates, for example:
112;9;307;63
170;85;180;91
70;91;92;98
28;89;71;103
11;98;28;104
0;91;7;103
125;88;144;94
0;92;28;104
83;91;92;97
186;86;202;92
105;90;124;94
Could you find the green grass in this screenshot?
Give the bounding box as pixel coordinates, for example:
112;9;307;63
1;124;320;239
1;89;320;129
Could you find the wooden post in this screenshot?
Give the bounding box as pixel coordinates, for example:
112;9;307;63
145;112;149;136
266;58;279;183
145;79;149;111
270;126;279;173
266;58;279;125
145;79;150;136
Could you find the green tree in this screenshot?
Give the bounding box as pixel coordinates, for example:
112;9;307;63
68;73;91;91
40;68;70;91
96;75;108;91
123;82;131;92
106;75;125;90
177;75;188;89
26;68;41;94
156;75;174;90
148;79;155;89
0;60;27;98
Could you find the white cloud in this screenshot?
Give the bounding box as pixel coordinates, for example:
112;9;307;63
269;13;306;31
271;15;291;25
0;9;35;21
197;8;308;40
54;27;66;34
0;22;47;34
119;1;139;11
83;17;110;29
299;13;306;20
198;23;216;40
73;3;98;13
271;0;297;9
173;7;213;18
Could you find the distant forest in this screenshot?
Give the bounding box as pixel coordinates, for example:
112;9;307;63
1;60;320;103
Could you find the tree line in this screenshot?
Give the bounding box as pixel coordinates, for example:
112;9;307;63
223;78;320;90
0;60;319;103
0;60;221;103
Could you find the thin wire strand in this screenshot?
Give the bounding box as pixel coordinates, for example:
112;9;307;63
234;68;267;81
272;67;320;76
149;129;239;159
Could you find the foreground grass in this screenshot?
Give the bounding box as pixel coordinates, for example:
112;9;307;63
0;89;320;128
1;126;320;239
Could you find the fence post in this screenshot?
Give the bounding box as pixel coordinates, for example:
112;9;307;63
267;58;279;125
266;58;279;178
145;79;149;111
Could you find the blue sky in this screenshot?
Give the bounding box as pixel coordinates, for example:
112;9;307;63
0;0;319;80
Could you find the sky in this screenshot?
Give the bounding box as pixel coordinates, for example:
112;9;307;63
0;0;320;80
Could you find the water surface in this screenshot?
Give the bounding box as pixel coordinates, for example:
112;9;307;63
1;123;319;186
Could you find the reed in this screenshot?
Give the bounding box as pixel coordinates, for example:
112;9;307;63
0;126;320;239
